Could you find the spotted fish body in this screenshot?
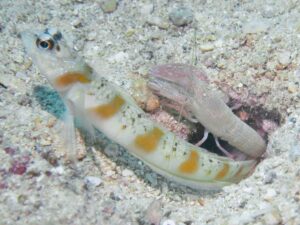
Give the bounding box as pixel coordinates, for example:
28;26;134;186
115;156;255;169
21;28;256;190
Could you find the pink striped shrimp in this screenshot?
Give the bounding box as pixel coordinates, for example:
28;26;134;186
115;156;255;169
148;64;266;159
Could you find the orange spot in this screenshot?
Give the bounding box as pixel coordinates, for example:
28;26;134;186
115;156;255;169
90;95;125;119
234;166;244;178
215;163;229;180
134;127;164;153
55;71;91;87
179;150;199;174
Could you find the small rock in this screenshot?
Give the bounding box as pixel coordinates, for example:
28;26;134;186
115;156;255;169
217;60;226;69
145;173;158;186
51;166;64;175
169;7;193;26
15;71;29;81
263;188;277;201
266;61;277;71
108;51;128;63
0;132;3;144
0;182;8;189
162;219;176;225
214;39;223;48
40;139;51;146
9;162;27;175
76;146;87;160
289;144;300;161
125;28;136;37
9;156;30;175
4;146;17;156
263;171;277;184
109;191;123;201
100;0;117;13
262;5;277;18
105;170;116;177
122;169;134;177
287;83;297;93
239;200;247;208
137;66;148;76
277;51;291;66
149;31;162;40
144;200;163;225
41;150;58;166
261;120;278;133
87;31;97;41
18;95;32;106
101;200;116;217
288;116;297;124
13;54;24;64
141;50;154;60
200;43;214;52
145;94;160;112
71;18;82;28
243;19;269;34
275;63;287;70
146;16;169;29
84;176;102;187
18;194;28;204
261;207;282;225
104;143;120;158
295;69;300;78
46;118;56;128
238;111;249;121
141;3;154;15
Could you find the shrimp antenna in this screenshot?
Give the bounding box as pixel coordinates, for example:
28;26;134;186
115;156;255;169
176;27;198;124
192;26;198;66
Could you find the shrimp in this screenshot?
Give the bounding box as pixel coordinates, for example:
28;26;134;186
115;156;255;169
148;64;266;159
21;28;257;190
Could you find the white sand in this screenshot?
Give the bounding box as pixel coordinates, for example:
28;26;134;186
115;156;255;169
0;0;299;224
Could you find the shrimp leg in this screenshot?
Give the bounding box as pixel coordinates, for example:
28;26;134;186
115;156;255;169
195;129;209;146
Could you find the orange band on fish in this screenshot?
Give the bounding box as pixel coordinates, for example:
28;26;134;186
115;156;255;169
55;71;91;87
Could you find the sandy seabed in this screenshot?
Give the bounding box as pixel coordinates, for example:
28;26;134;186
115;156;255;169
0;0;300;224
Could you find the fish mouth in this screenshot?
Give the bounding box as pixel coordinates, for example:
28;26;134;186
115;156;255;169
20;30;39;55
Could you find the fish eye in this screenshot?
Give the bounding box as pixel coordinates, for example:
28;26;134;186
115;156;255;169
36;34;55;50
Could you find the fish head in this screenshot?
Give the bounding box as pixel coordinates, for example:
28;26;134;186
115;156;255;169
21;28;92;92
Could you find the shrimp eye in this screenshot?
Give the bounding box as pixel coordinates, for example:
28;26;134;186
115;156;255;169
36;36;55;50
